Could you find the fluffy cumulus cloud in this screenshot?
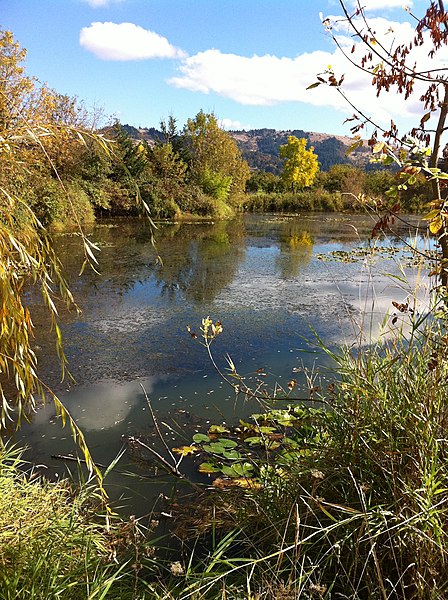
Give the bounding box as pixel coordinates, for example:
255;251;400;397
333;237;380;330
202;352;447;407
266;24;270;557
169;49;343;106
168;10;448;129
80;22;187;60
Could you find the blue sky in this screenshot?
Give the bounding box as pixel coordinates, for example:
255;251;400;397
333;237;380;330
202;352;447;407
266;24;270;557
2;0;444;136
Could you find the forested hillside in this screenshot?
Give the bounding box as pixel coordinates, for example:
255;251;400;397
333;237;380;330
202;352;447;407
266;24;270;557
123;125;371;173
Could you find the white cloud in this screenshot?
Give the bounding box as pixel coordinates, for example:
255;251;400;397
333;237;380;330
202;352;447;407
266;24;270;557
82;0;119;6
169;49;342;106
168;11;447;131
80;22;187;60
219;118;251;130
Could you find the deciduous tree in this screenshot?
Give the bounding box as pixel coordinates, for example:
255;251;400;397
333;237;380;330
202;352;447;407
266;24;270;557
280;136;319;192
183;110;250;204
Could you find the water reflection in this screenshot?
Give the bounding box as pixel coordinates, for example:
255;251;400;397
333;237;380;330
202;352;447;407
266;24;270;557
276;226;314;278
154;220;246;304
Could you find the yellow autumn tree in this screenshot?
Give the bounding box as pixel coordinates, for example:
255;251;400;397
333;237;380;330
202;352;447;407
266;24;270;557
280;136;319;192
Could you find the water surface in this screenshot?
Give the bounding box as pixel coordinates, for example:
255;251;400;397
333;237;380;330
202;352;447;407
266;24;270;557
18;213;428;513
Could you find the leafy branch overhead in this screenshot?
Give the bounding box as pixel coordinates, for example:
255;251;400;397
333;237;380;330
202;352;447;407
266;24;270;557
312;1;448;288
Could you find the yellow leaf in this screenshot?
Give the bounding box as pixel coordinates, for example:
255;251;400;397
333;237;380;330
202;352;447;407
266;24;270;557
172;445;198;456
372;141;385;154
423;209;441;221
429;216;443;234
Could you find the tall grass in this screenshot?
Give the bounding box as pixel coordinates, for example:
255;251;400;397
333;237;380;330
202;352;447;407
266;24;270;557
0;445;159;599
166;300;448;599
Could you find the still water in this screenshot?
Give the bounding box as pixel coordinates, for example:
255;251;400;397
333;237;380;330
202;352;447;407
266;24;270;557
18;213;428;514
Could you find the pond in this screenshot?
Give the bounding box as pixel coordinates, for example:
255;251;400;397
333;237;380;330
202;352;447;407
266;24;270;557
17;212;429;515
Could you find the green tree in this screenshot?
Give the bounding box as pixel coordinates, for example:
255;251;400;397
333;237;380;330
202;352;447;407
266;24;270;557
280;136;319;192
183;110;250;205
320;164;365;196
246;171;283;193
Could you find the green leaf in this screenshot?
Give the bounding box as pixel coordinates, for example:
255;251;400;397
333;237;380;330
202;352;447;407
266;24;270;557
193;433;210;444
217;438;238;448
306;82;322;90
221;462;254;478
202;442;226;454
223;450;241;459
244;436;262;446
259;426;277;434
345;140;363;155
208;425;230;434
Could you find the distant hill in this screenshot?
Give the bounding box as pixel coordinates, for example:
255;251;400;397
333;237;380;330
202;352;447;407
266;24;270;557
122;124;370;174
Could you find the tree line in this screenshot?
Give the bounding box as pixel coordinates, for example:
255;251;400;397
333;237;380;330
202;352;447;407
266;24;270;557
2;27;425;235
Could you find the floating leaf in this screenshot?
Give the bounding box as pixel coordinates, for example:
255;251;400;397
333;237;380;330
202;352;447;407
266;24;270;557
193;433;210;443
208;425;230;435
221;462;254;478
217;438;238;449
244;436;262;447
172;445;198;457
198;462;220;474
223;450;242;459
202;442;227;454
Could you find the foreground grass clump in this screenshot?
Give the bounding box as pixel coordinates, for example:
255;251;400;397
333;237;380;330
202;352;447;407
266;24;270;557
0;445;157;599
171;311;448;599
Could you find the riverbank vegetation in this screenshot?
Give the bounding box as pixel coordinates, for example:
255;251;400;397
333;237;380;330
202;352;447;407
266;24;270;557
0;27;428;234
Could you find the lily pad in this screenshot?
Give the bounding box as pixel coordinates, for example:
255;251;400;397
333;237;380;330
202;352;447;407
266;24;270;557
217;438;238;449
202;442;226;454
223;450;241;460
193;433;210;443
208;425;230;435
221;462;254;478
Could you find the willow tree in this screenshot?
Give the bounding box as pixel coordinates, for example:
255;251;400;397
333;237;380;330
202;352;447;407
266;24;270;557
280;136;319;192
0;30;154;488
